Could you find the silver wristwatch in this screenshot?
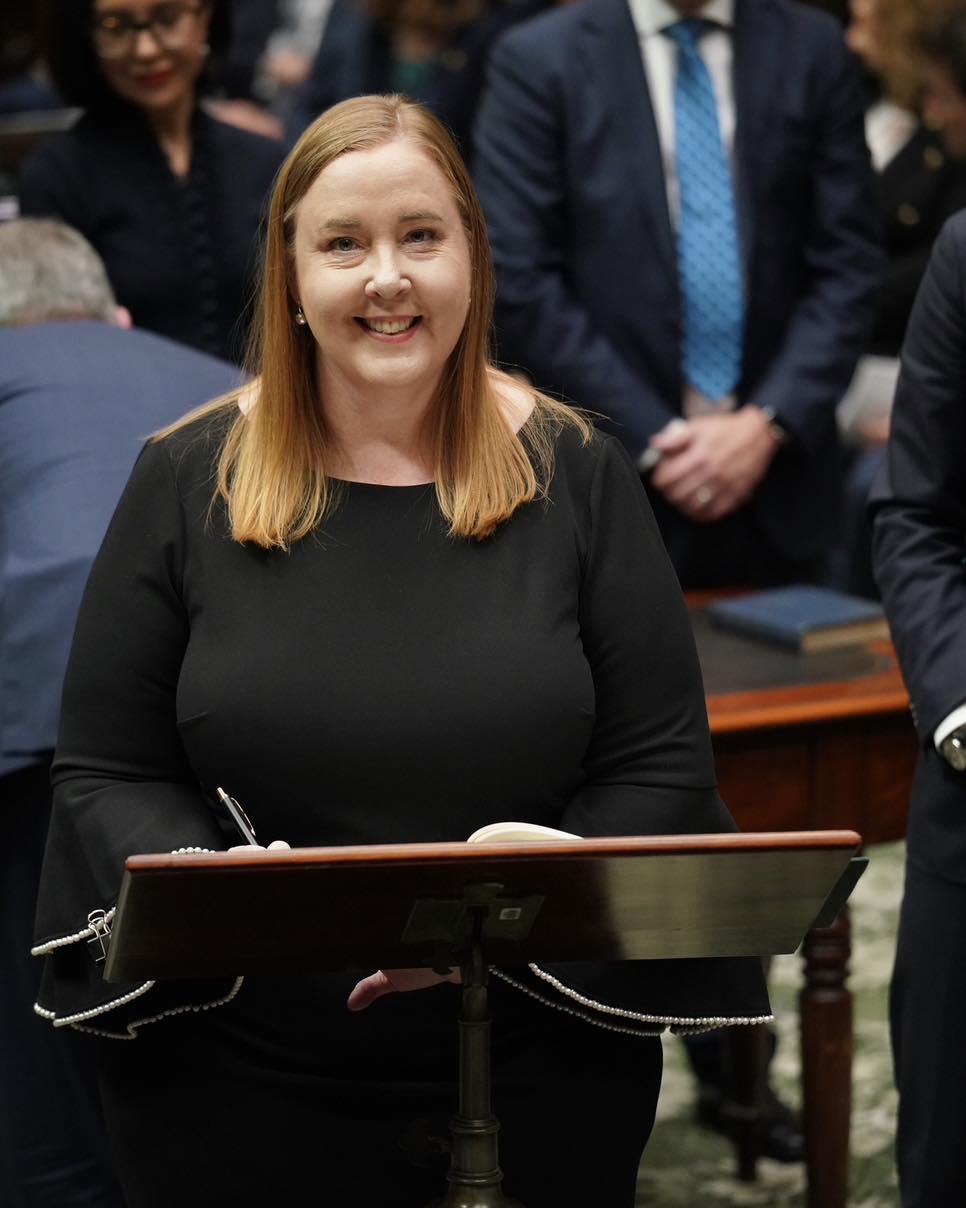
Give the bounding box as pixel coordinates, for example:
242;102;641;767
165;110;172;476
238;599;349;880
940;727;966;771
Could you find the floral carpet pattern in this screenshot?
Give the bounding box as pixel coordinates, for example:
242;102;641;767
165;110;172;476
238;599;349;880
636;842;904;1206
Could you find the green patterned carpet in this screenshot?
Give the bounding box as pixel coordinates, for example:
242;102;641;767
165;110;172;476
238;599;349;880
636;842;904;1206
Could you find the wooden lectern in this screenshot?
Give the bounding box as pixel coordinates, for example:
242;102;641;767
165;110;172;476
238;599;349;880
105;830;865;1207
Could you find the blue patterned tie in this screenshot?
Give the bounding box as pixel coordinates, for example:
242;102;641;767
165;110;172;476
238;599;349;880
663;20;744;401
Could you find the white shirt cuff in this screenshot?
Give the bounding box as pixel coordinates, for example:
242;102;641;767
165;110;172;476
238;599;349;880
934;703;966;752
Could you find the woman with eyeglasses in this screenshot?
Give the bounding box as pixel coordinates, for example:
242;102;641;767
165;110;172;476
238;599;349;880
18;1;284;365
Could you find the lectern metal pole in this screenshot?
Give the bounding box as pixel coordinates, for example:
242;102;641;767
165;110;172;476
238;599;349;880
430;919;522;1208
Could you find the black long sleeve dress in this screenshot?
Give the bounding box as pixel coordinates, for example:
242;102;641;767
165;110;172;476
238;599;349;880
34;411;768;1206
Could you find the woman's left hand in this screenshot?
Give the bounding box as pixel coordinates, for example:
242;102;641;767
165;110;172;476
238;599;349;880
346;967;461;1011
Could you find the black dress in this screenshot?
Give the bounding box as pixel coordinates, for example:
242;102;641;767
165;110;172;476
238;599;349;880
17;110;284;364
34;413;768;1206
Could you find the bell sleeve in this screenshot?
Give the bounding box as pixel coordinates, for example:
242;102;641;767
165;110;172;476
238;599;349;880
495;435;772;1034
32;437;241;1038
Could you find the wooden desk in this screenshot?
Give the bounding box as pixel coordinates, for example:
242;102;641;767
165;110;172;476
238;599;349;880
691;608;917;1208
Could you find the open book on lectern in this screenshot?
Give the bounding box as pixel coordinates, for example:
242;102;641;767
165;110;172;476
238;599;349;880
467;821;578;845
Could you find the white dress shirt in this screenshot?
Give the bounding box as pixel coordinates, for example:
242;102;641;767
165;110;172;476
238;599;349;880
935;704;966;752
864;99;917;174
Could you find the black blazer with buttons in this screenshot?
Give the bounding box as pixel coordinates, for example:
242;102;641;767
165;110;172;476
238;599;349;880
871;123;966;357
18;109;284;365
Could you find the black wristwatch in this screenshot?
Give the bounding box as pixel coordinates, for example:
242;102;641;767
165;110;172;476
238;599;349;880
940;726;966;771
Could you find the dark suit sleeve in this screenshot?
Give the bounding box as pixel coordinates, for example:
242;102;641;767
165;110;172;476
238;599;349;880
746;34;883;451
474;33;676;454
871;215;966;742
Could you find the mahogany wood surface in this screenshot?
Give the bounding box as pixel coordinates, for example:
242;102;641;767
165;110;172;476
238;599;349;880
801;914;854;1208
124;829;861;871
109;832;860;983
690;606;915;1208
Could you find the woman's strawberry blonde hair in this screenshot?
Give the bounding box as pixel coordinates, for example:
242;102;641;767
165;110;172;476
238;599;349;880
157;93;589;548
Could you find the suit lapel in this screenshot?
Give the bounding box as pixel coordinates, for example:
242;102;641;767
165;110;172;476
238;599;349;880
580;0;677;284
732;0;782;269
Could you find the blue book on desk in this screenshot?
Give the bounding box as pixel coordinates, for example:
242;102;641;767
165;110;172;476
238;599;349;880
707;586;890;653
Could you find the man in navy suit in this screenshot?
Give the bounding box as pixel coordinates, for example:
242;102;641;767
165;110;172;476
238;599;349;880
0;219;241;1206
474;0;883;588
871;211;966;1207
474;0;881;1161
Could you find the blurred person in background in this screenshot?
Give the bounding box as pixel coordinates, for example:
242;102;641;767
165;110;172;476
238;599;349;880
0;3;58;114
0;3;59;200
0;218;240;1208
203;0;333;139
847;0;966;358
290;0;550;160
17;0;285;364
833;0;966;597
243;0;335;129
920;7;966;153
201;0;288;138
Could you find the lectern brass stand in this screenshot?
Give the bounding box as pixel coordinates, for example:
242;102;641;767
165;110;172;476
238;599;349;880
419;883;526;1208
104;831;866;1207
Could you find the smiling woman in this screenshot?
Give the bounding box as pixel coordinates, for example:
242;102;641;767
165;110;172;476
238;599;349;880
90;0;210;130
32;95;769;1208
292;140;473;477
164;93;587;546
